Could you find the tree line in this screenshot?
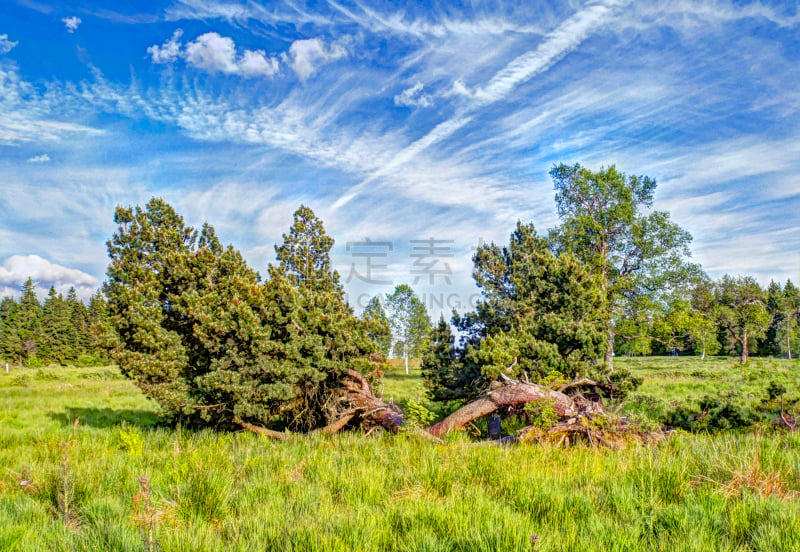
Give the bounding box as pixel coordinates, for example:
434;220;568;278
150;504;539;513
1;162;798;434
0;279;111;367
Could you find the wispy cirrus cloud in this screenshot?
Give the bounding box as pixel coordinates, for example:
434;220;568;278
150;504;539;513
394;82;432;108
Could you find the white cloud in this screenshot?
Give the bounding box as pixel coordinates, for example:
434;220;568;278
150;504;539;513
284;38;347;80
26;154;50;163
62;16;82;33
0;34;18;54
147;29;183;63
184;32;239;73
237;48;280;77
147;31;279;77
467;2;617;104
0;255;99;301
394;82;432;108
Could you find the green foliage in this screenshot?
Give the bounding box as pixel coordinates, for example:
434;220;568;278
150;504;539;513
0;280;104;367
104;198;374;431
402;396;436;428
663;393;757;432
548;163;695;368
524;399;559;428
361;296;392;357
426;221;609;402
716;275;772;363
384;285;430;373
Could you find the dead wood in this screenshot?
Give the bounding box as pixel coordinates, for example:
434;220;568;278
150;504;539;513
233;417;292;440
427;378;580;437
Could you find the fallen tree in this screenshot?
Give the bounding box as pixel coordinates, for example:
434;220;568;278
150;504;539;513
235;370;663;447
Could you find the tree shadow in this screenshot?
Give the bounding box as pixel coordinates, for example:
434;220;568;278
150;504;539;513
49;407;161;429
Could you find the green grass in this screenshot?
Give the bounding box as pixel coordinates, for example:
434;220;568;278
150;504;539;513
1;359;800;551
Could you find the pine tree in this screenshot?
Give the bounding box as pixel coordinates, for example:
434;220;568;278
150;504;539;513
422;316;474;401
273;205;337;293
105;199;375;430
425;222;613;402
778;280;800;359
0;297;21;364
17;278;42;365
41;287;71;363
65;287;91;360
362;296;392;357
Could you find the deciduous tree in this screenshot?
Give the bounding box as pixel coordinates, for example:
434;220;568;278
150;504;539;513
716;275;771;364
548;163;694;370
385;285;430;374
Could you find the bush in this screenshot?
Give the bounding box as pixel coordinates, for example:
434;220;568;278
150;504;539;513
662;393;756;432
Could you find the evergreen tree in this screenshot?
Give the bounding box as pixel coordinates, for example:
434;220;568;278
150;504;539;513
759;280;783;356
105;198;374;430
41;287;71;362
66;287;91;359
17;278;42;365
274;205;337;293
422;316;473;402
361;296;392;357
778;280;800;359
0;297;21;364
425;222;613;402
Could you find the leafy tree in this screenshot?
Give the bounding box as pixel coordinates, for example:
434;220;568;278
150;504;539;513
716;275;771;364
105;198;374;430
384;285;430;374
777;280;800;359
548;163;694;370
686;276;721;359
425;222;612;402
361;296;392;357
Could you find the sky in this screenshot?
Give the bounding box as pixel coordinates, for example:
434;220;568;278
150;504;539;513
1;0;799;316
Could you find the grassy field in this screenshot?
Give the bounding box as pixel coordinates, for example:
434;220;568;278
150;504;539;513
1;358;800;551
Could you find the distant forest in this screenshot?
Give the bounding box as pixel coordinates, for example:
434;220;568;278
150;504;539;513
0;278;110;367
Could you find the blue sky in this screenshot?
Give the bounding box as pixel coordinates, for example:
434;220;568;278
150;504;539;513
1;0;799;315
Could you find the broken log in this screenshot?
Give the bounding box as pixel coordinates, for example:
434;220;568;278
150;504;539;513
235;369;405;439
427;379;582;437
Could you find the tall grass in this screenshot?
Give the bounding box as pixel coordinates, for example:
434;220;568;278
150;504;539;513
1;360;799;551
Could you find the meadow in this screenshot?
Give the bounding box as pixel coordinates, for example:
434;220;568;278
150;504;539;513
1;358;800;551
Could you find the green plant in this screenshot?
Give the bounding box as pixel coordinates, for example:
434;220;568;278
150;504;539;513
403;396;436;428
525;399;559;429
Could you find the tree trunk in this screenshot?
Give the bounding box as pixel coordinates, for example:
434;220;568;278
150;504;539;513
741;332;748;364
605;324;614;371
788;320;793;360
403;341;409;374
427;379;589;437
